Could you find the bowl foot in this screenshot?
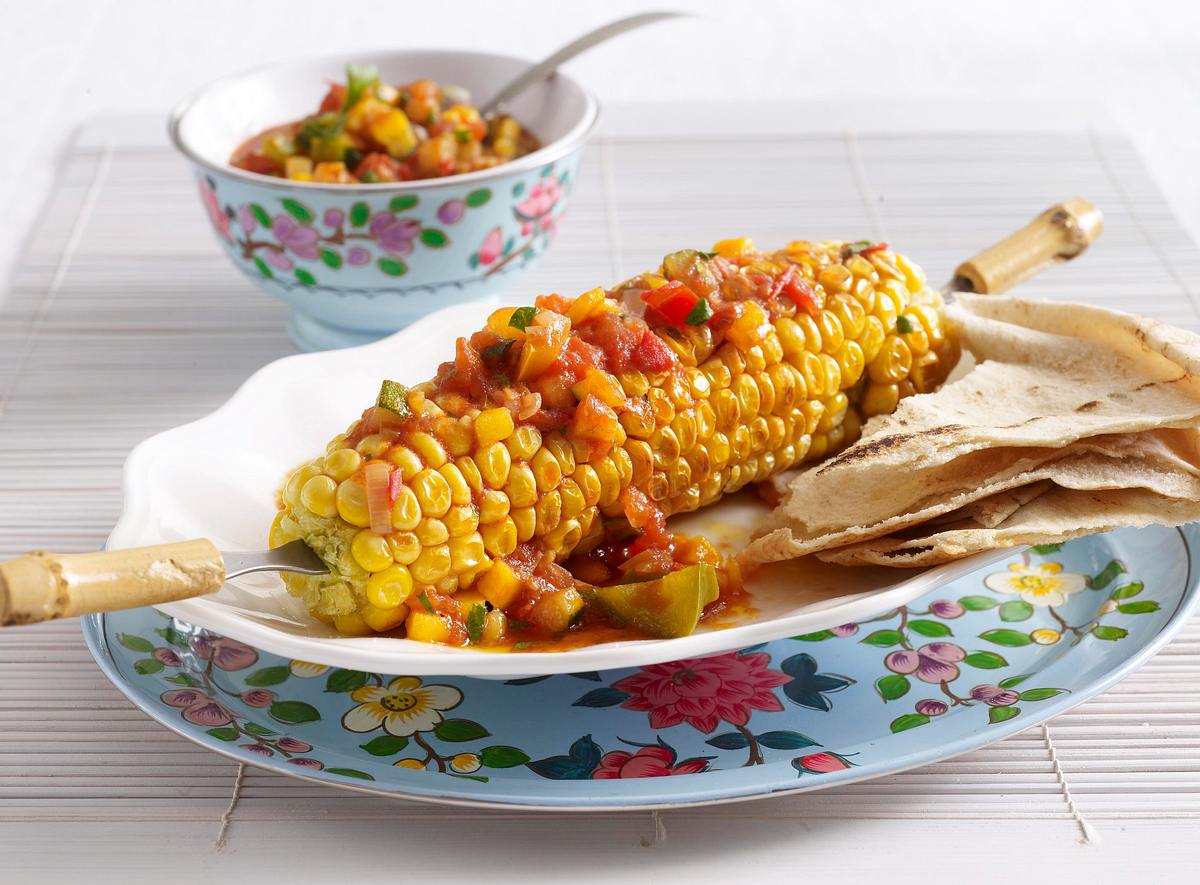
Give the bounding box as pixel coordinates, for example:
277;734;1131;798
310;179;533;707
287;311;386;352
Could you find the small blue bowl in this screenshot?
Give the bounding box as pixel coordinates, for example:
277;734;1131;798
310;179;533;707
170;50;598;350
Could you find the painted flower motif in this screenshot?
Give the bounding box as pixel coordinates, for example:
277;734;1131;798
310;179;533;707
449;753;482;774
241;689;275;708
613;652;792;734
152;648;181;667
238;205;258;235
1031;628;1062;645
347;246;371;266
199;179;231;241
275;737;312;753
242;744;273;756
984;562;1086;608
885;642;966;684
265;250;294;271
437;199;465;225
592;745;709;779
915;699;950;717
477;227;503;266
323;208;345;229
289;660;330;678
393;758;428;770
830;623;859;637
161;688;232;727
191;636;257;672
288;757;324;770
272;216;320;259
929;600;965;619
341;676;462;736
793;752;853;774
369;213;421;255
515;176;562;233
970;684;1020;707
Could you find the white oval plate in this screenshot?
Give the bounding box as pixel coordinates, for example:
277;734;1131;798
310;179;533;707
111;299;1009;678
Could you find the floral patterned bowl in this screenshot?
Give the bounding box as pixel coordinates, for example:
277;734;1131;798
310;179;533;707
169;50;598;350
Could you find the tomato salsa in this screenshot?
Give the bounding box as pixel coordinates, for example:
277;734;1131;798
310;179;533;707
230;63;539;183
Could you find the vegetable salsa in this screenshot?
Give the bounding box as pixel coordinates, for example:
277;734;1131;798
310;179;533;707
230;64;540;183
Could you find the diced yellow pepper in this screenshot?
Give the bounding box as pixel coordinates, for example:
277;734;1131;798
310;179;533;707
346;96;393;134
476;407;515;449
572;369;625;407
369;109;419;158
478;560;521;610
284;156;314;180
313;161;352;183
712;237;755;258
486;307;527;342
568;288;617;325
406;609;452;643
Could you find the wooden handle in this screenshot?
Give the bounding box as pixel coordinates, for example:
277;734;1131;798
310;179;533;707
0;540;225;626
953;197;1104;294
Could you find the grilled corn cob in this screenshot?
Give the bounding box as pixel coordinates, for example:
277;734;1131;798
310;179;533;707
271;239;959;643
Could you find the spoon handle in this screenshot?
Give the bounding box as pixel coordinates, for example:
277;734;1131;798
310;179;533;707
480;11;689;116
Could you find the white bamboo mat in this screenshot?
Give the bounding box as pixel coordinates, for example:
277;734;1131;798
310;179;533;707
2;112;1199;883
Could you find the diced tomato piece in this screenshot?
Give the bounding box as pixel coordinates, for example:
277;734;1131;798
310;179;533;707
776;267;818;316
640;281;703;326
354;152;402;182
319;83;348;113
452;336;494;400
576;311;642;374
572;394;619;443
630;328;677;373
534;293;572;315
234;153;281;176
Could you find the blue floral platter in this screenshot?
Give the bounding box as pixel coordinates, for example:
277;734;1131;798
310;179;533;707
84;524;1200;810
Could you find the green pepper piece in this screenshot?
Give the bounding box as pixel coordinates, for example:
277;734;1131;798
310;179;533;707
376;380;411;417
591;564;719;639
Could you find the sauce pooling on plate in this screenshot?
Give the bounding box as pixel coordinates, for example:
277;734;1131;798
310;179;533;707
230;63;540;183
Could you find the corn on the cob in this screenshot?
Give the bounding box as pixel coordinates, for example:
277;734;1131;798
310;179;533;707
271;238;959;644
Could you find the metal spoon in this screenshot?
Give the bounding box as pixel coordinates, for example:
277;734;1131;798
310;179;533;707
479;11;689;116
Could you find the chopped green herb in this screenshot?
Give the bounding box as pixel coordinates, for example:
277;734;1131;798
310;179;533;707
513;642;534;651
417;592;434;613
481;338;515;364
359;170;380;184
895;315;915;334
841;240;873;259
508;306;538;332
344;63;380;111
297;112;345;146
697;250;718;260
466;604;487;643
343;147;363;171
684;299;713;326
376;380;411;416
454;127;472;144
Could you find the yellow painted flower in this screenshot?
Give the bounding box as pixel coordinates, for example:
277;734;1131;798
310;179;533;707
394;758;428;770
449;752;482;774
289;660;331;678
984;562;1086;608
1030;628;1061;645
341;676;462;736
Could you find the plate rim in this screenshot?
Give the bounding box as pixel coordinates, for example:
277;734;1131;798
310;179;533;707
82;526;1200;811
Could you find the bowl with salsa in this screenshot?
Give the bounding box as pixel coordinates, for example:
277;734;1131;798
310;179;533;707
170;50;598;350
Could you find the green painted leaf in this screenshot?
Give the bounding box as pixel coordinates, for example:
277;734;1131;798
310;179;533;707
390;195;419;212
468;252;480;270
791;630;835;642
1030;542;1063;554
242;722;277;737
118;633;155;653
350;202;370;226
294;268;316;286
360;735;409;756
320;249;343;269
207;727;239;742
1092;625;1128;641
875;674;910;702
890;713;930;733
480;745;532;768
963;651;1009;669
465;188;492;208
998;673;1031;689
165;673;202;687
250;204;272;227
133;658;163;675
326;768;375;781
512;181;525;197
1019;687;1066;702
448;773;490;782
378;258;408;276
1117;601;1160;615
155;627;190;648
434;719;490;742
988;705;1021;724
860;629;903;648
269;700;321;725
244;666;291;687
281;198;313;223
325;669;369;693
908;619;952;637
1111;583;1145;600
1088;560;1127;589
998;600;1034;622
252;256;272;278
419;228;448;248
979;629;1032;647
958;595;998;611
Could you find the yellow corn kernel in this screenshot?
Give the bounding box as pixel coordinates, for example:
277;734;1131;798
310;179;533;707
726;301;770;351
390;485;421;531
734;373;760;418
835;341;866;388
700;358;732;390
505;462;538;508
801;351;826;399
618;370;650;397
819;263;853;293
388;531;421;565
596;457;621;507
481;517;518;556
535;490;563;535
574;464;602;506
819;352;842;393
895;252;927;292
568;287;616;325
284;155;314;180
478;489;510;524
449;532;486;574
531;448;563;493
708;431;731;470
695;400;717;439
386;445;422;480
325;448;362;482
545;517;583;555
457;454;483;492
801;400;826;435
416;517;450;547
557;478;586;520
351;529;394;573
868;335;914;385
299;474;338;518
481;610;506;644
406;609;452;644
411;468;452;517
334;612;373;637
874;289;901;329
511;505;536;542
572;368;625;407
362;602;409;633
478;560;521;609
831;295;867;340
860;315;887;363
768;364;798;415
411;544;452;584
475;408;515;449
434;417;473;458
336;479;371;527
408;432;447;469
366;564;414;609
712;236;755;258
760;330;784;365
476;442;512;489
862;382;901;416
818;392;849;433
444;504;479;538
506;425;542;461
439;462;472;506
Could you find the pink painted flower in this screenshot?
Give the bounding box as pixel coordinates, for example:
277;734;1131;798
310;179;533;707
915;699;949;717
242;744;274;756
200;179;231;241
238;205;257;235
272;216;320;259
288;757;324;769
152;648;181;667
929;600;965;619
794;752;853;774
369;213;420;255
437;198;465;225
830;623;859;637
885;642;966;684
970;684;1020;707
592;745;709;779
516;176;562;220
161;688;232;727
265;249;294;270
347;246;371;266
191;636;258;672
613;652;792;734
276;737;312;753
477;227;503;266
241;689;274;708
323;208;345;229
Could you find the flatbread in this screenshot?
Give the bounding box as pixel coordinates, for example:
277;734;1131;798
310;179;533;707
743;295;1200;567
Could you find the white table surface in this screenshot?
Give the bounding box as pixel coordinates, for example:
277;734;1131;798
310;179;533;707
2;105;1200;884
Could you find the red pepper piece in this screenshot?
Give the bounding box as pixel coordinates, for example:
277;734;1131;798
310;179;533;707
640;281;703;326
